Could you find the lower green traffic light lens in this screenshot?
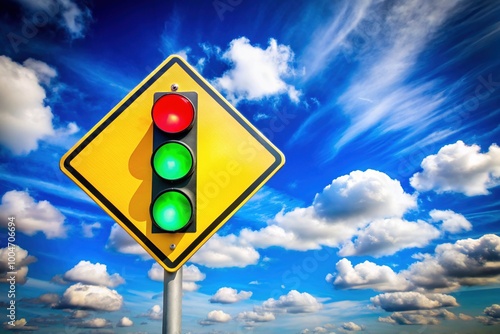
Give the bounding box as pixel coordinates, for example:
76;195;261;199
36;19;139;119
153;142;193;181
152;191;192;232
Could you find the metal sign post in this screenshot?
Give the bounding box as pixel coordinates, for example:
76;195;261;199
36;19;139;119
163;266;183;334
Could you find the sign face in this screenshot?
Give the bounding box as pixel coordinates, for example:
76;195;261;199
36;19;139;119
60;55;285;272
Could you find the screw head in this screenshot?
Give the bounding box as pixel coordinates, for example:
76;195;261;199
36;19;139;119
170;244;176;250
171;83;179;91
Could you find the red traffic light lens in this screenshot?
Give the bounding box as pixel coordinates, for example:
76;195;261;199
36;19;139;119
152;94;195;134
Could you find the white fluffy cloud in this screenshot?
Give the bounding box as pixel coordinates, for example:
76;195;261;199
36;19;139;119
117;316;133;327
240;210;334;251
106;223;150;259
148;263;205;291
338;218;440;257
332;234;500;294
0;246;36;284
236;311;275;325
144;305;162;320
77;318;111;328
484;304;500;318
213;37;300;105
3;318;38;331
199;310;232;326
0;190;67;238
379;309;457;325
331;258;409;291
405;234;500;290
35;293;60;307
209;287;252;304
23;58;57;84
459;313;474;321
341;321;363;331
63;260;125;288
70;310;89;319
300;325;335;334
59;283;123;311
429;209;472;233
182;264;206;291
240;170;417;252
147;263;164;282
0;56;78;155
0;56;55;154
371;292;458;312
259;290;322;314
12;0;92;39
410;141;500;196
191;233;260;268
207;310;232;322
82;222;102;238
313;170;416;220
478;304;500;325
183;264;206;280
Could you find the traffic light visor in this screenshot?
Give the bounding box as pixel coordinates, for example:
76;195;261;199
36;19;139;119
152;94;195;133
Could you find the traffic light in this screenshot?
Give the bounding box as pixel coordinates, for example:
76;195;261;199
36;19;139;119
150;92;197;233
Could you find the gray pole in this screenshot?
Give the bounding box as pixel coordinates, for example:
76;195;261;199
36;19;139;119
162;266;183;334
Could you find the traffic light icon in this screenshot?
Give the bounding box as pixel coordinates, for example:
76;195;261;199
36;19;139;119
150;92;197;233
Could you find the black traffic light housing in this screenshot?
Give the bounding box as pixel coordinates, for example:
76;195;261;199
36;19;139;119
150;92;197;233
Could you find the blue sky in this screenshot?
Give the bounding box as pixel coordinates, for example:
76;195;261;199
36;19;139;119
0;0;499;333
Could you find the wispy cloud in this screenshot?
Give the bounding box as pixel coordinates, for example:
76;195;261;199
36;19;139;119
12;0;92;39
445;2;500;64
158;9;194;63
290;0;468;161
0;172;93;204
59;54;137;95
298;0;374;80
333;0;462;152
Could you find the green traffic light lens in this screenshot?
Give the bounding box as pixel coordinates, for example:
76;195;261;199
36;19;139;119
152;94;195;134
152;191;192;232
153;142;193;181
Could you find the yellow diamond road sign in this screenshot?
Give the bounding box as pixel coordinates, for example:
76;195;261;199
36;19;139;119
60;55;285;272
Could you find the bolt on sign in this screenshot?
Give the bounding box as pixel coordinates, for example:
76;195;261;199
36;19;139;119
60;55;285;272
